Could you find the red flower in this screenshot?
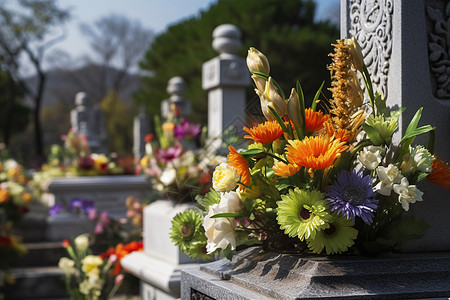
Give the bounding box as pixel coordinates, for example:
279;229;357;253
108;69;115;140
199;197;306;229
145;134;154;143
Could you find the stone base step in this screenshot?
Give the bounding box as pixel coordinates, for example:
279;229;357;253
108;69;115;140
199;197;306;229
20;241;66;267
3;266;67;299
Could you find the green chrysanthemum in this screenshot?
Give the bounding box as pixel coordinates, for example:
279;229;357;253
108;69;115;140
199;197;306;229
185;240;213;261
170;209;204;253
307;213;358;255
277;188;331;241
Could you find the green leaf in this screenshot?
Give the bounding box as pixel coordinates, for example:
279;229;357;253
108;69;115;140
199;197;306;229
268;106;289;133
240;148;265;157
296;81;306;134
310;81;324;112
253;72;285;99
401;125;435;142
374;91;386;115
362;123;383;145
210;212;240;219
402;107;423;141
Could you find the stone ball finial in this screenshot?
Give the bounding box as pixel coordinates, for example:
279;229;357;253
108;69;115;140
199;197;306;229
75;91;88;107
212;24;242;56
166;76;186;97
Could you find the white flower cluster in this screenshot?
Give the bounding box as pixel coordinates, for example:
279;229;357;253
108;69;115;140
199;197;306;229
357;145;433;211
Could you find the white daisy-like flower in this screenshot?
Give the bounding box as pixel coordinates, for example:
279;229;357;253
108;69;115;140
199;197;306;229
393;177;424;211
375;164;404;196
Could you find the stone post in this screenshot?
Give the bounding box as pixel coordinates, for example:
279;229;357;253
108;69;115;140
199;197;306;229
161;76;191;119
133;104;150;161
341;0;450;252
202;24;250;149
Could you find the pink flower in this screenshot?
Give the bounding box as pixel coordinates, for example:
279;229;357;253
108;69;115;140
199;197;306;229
155;146;183;163
94;211;111;234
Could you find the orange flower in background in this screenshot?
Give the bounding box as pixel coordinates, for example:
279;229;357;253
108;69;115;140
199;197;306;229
305;108;329;132
427;156;450;189
227;146;251;190
243;120;283;144
322;122;351;142
102;240;143;275
273;160;300;177
0;189;9;203
285;136;348;170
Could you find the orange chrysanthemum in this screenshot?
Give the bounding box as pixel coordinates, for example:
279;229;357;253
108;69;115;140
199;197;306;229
285;136;348;170
427;156;450;189
273;160;300;177
305;108;329;132
227;146;251;189
243;120;283;144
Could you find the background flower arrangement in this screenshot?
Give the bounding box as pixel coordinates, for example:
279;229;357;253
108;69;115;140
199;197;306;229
57;197;145;299
170;38;450;260
58;234;142;300
139;114;225;203
35;129;135;180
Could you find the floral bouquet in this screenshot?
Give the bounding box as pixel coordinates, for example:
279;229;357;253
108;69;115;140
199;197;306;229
169;38;450;260
139;116;225;202
0;158;34;225
58;234;125;300
37;130;135;179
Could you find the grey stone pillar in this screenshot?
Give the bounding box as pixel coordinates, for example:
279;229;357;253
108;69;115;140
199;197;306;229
133;104;150;161
202;24;250;149
341;0;450;252
161;76;191;119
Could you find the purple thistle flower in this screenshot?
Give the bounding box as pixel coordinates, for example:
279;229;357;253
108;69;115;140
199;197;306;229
326;170;378;225
49;204;63;216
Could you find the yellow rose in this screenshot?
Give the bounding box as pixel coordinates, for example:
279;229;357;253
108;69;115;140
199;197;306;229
212;163;240;192
81;255;103;276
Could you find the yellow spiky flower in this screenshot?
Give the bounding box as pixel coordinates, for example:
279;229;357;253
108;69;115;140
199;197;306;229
328;39;366;142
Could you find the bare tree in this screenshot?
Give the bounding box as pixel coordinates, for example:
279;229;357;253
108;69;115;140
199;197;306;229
0;0;70;162
79;14;154;100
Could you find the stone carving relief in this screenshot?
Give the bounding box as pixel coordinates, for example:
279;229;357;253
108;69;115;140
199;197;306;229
190;289;215;300
349;0;393;98
426;1;450;99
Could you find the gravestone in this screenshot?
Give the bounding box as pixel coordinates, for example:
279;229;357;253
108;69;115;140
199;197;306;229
342;0;450;252
70;92;107;154
161;76;192;119
40;175;152;241
202;24;250;149
180;1;450;299
133;104;151;161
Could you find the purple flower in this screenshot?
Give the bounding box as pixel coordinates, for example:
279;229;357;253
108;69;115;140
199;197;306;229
70;198;95;214
326;170;378;225
49;204;63;216
174;120;201;139
155;146;183;163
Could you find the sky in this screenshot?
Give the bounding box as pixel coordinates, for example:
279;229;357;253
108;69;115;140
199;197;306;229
49;0;340;65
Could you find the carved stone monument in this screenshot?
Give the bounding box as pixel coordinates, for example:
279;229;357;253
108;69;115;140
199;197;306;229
161;76;192;119
179;1;450;299
202;24;250;149
342;0;450;252
70;92;107;154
